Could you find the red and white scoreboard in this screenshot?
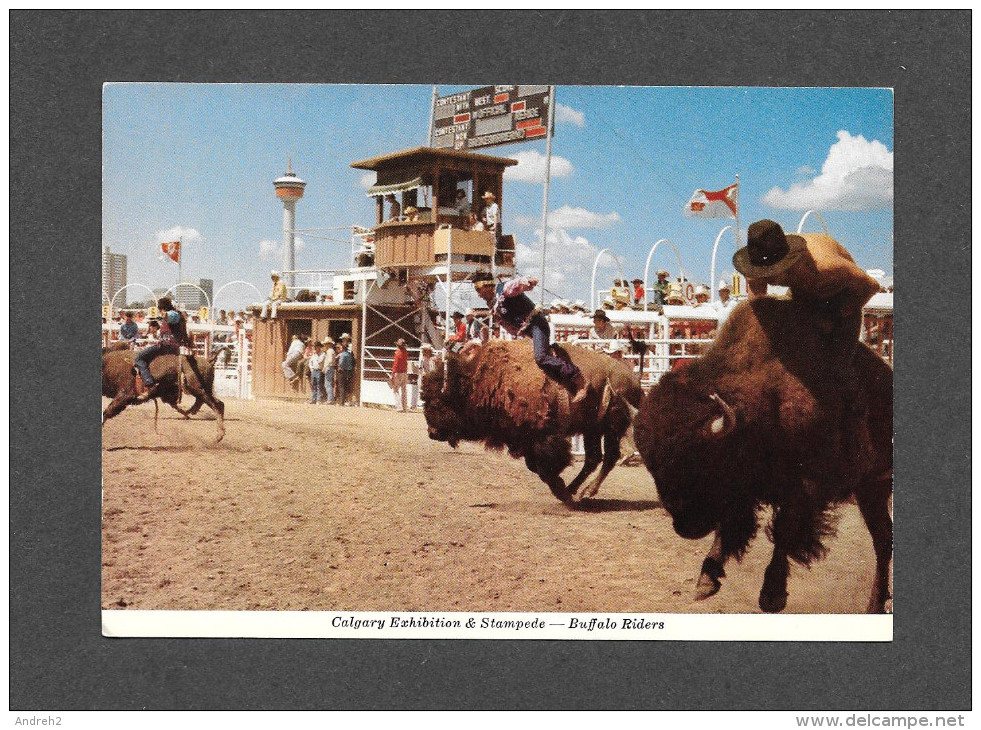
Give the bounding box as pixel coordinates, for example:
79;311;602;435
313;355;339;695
430;85;553;151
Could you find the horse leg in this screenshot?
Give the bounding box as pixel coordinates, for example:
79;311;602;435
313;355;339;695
856;470;893;613
573;428;623;503
565;432;603;499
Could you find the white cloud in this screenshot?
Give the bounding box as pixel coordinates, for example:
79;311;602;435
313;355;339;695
514;205;621;230
155;225;203;247
555;102;585;127
258;239;279;260
763;131;893;211
515;228;615;299
503;150;574;183
358;172;375;189
258;236;306;261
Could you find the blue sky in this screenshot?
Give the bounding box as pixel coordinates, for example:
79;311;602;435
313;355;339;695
103;84;893;310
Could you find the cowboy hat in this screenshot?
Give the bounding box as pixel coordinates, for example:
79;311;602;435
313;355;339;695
656;269;669;277
592;309;610;321
395;338;406;347
733;219;807;278
631;278;644;284
717;279;731;291
471;271;495;287
694;284;710;298
481;191;496;200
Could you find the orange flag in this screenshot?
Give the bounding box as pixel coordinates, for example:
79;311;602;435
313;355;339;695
161;240;180;263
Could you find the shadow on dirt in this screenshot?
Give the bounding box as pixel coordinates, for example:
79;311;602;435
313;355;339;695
569;498;662;513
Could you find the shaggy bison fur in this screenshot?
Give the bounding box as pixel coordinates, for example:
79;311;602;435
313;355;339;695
102;347;226;443
633;297;892;613
422;340;643;504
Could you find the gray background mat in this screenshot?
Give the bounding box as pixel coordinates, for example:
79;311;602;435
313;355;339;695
9;10;971;710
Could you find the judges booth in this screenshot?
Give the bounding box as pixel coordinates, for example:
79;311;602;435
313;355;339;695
350;147;518;271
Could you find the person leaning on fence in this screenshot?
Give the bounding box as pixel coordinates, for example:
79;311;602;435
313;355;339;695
261;271;290;319
390;338;409;412
307;341;326;404
588;309;620;341
282;334;307;383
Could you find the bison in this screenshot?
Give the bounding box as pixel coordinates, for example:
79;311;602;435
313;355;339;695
421;339;643;504
633;297;892;613
102;348;226;443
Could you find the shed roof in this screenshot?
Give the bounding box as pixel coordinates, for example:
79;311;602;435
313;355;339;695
350;146;518;171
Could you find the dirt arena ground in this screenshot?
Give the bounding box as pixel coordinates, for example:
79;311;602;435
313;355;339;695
102;397;883;614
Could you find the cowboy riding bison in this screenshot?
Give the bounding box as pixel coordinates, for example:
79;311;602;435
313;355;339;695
634;221;892;613
102;346;226;443
422;339;642;505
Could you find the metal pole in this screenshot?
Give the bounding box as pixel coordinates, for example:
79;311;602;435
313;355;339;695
538;85;556;306
427;86;438;146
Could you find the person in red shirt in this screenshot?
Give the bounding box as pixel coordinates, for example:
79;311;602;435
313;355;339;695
390;338;409;412
445;311;467;352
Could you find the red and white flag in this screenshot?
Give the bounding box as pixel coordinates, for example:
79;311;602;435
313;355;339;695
161;240;180;263
683;183;738;219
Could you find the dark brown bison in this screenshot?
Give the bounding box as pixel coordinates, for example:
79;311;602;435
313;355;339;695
633;297;892;613
102;348;226;443
422;340;643;504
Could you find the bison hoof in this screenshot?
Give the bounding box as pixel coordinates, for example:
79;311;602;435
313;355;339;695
695;558;724;600
695;573;722;601
758;589;788;613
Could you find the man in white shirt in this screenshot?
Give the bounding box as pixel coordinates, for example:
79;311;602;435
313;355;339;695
282;335;306;382
307;341;327;403
481;191;500;240
714;280;737;325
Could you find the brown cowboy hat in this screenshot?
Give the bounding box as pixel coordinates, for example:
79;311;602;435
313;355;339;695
733;219;807;278
592;309;610;321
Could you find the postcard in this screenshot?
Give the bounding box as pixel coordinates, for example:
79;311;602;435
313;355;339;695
101;83;893;639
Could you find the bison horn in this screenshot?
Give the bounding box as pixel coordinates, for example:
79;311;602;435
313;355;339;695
708;392;736;437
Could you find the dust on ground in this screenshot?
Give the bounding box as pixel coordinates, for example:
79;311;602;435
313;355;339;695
102;398;879;614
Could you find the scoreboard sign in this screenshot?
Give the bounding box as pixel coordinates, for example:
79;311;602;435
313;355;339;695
430;85;552;151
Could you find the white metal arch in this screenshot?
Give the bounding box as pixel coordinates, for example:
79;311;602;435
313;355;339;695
211;280;263;323
797;209;829;235
709;225;739;304
109;283;158;316
641;239;686;311
590;248;628;311
163;282;213;315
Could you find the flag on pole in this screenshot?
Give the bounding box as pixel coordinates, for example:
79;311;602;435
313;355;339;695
683;183;738;219
161;240;180;263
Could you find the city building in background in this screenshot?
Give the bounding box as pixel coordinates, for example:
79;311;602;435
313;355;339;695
102;246;127;305
174;278;214;311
